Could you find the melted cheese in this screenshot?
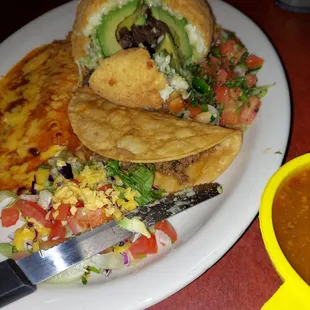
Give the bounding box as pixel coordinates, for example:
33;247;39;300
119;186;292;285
0;40;81;191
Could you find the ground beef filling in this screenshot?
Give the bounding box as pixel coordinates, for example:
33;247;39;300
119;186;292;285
120;152;204;184
89;151;205;185
153;152;203;184
118;9;170;54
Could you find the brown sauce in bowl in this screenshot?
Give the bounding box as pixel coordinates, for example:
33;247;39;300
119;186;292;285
273;165;310;285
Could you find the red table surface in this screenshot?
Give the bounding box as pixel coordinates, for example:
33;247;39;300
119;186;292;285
1;0;310;309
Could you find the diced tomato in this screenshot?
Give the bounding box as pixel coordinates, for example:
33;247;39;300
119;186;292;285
49;221;66;240
220;57;232;70
219;40;235;57
240;96;261;125
54;203;71;221
167;96;185;114
71;179;80;186
245;54;264;70
75;200;84;208
245;74;257;87
185;104;202;118
155;220;177;243
209;66;217;78
234;48;247;65
14;200;52;228
215;86;230;104
98;184;112;192
86;208;110;228
209;55;221;68
235;87;243;98
1;207;20;228
230;87;242;100
220;99;241;127
226;67;237;80
47;210;54;221
74;208;88;223
67;216;88;235
129;234;158;259
217;68;228;84
199;60;217;78
12;251;30;260
40;239;65;250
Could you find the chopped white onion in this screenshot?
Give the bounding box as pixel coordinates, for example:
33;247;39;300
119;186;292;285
0;191;17;209
46;252;125;284
90;252;124;270
19;194;39;203
131;233;141;243
8;232;14;241
208;105;220;125
155;229;172;247
234;64;246;77
0;197;15;209
195;112;212;124
195;105;220;126
46;262;87;284
38;190;53;210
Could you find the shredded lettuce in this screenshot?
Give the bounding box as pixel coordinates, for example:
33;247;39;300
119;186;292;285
0;243;14;258
118;217;150;238
106;161;164;205
38;190;53;210
0;191;18;209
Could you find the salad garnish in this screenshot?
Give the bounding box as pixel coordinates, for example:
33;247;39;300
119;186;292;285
0;152;177;284
164;27;274;130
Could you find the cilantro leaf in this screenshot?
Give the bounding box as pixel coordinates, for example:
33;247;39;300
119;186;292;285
86;266;101;274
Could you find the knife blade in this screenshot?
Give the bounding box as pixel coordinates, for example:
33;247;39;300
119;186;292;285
0;182;222;308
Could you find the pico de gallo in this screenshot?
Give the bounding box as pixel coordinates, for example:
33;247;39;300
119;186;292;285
165;26;273;129
0;152;177;284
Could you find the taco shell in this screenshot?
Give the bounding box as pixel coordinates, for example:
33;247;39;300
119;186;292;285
68;88;242;191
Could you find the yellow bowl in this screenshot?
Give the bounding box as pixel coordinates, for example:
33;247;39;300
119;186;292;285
259;153;310;310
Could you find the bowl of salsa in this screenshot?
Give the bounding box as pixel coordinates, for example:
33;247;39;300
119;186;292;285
259;153;310;309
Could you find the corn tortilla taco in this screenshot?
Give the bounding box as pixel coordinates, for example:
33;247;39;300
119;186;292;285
68;87;242;192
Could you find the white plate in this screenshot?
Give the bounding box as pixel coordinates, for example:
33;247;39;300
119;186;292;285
0;0;290;309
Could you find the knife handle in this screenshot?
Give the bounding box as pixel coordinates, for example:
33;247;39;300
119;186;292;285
0;259;36;308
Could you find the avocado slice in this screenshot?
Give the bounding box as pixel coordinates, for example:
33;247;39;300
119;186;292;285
151;7;192;63
97;0;140;58
116;1;144;40
158;33;181;72
135;15;147;26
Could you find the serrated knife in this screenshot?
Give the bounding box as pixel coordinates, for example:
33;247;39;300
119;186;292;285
0;182;222;308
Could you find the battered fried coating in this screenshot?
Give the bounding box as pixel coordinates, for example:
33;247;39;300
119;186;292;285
89;48;167;109
71;0;214;65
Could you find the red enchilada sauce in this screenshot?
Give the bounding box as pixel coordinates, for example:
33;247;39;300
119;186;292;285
0;39;81;191
273;165;310;285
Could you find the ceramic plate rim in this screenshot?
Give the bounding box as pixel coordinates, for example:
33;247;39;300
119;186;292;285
0;1;291;309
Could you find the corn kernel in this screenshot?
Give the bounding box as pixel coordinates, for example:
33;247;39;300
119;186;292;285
52;210;59;219
114;242;131;254
56;160;67;168
70;206;77;215
32;241;40;252
12;225;36;251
